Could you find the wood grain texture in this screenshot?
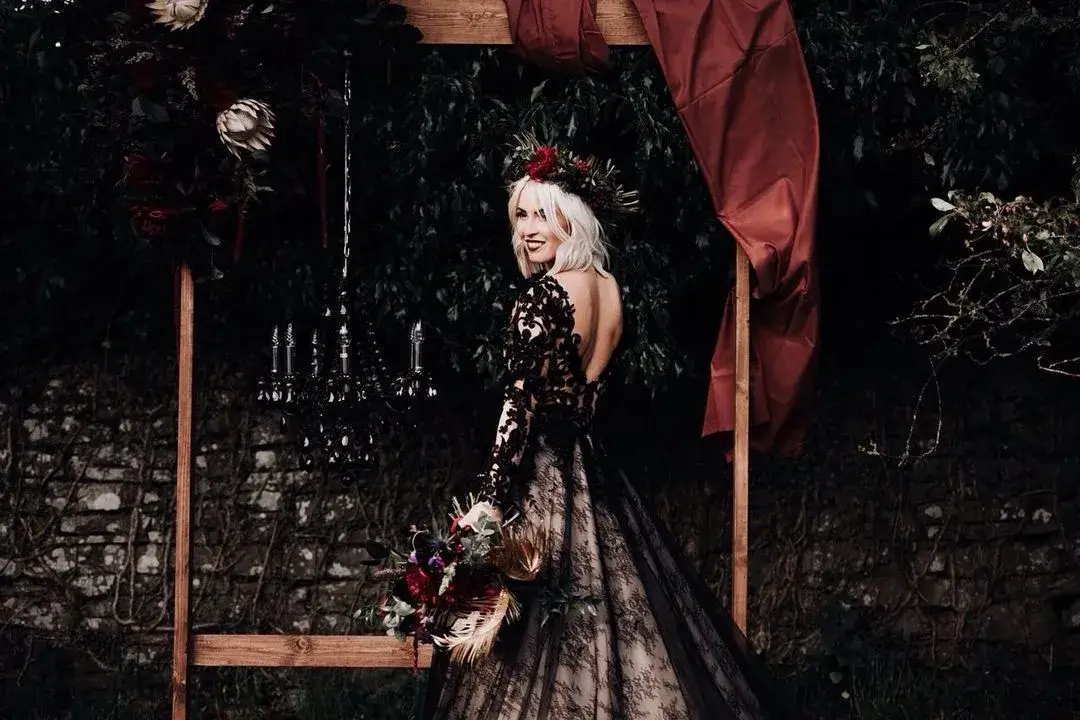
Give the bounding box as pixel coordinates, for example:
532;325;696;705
399;0;648;45
731;247;751;634
171;265;195;720
192;634;435;669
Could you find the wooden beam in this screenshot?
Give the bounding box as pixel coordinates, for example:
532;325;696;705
192;634;434;669
400;0;649;45
731;247;750;633
171;264;195;720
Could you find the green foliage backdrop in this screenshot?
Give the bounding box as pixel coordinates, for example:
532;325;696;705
2;0;1080;383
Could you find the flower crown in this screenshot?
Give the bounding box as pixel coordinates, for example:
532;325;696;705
502;133;639;227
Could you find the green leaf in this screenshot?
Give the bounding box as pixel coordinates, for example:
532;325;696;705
928;214;951;237
131;97;169;124
1021;248;1045;274
363;540;390;559
200;226;221;247
930;197;956;212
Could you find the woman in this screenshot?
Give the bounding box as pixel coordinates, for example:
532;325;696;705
424;137;785;719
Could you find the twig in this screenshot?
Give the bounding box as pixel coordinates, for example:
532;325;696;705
1037;354;1080;379
948;6;1011;56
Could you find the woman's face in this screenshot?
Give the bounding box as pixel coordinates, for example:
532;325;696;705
515;183;565;266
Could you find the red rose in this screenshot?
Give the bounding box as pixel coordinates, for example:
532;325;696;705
128;204;178;237
404;564;440;605
209;199;228;212
574;158;591;172
449;515;462;533
525;146;558;179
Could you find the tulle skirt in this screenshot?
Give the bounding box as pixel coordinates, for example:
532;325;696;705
423;429;788;720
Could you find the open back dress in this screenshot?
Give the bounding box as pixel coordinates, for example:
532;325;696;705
423;274;784;720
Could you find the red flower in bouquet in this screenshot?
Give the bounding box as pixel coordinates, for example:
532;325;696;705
525;146;558;180
403;563;441;605
439;565;500;608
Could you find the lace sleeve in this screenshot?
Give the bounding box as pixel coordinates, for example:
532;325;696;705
478;282;555;506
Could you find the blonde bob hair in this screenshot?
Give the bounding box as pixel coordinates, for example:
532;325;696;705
507;176;612;278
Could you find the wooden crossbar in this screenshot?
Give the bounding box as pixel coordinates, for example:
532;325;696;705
406;0;646;44
192;634;434;668
171;2;752;717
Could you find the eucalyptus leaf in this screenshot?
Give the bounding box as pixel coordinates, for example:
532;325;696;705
1021;248;1045;274
928;214;951;238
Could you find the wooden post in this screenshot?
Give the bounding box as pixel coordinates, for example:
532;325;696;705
172;264;195;720
731;247;751;633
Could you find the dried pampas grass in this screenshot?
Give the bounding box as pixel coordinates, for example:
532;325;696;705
433;587;521;665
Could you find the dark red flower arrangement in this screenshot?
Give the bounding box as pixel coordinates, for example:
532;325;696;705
358;496;550;669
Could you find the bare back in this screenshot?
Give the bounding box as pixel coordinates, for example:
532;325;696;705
551;269;622;383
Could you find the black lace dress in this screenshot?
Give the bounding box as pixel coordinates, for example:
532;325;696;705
423;274;786;720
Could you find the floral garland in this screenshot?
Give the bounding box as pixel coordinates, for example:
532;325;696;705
502;133;639;228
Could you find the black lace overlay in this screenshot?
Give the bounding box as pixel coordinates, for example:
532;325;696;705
479;275;593;507
424;274;787;720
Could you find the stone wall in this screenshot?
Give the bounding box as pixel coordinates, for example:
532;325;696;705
671;358;1080;671
1;356;1079;688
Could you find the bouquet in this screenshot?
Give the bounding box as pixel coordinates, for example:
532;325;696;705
357;495;553;666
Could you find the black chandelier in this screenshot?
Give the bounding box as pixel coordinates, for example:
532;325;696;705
256;52;438;484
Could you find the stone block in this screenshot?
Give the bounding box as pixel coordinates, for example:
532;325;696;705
1053;632;1080;667
894;608;932;640
311;580;363;614
195;450;242;479
74;482;128;511
58;513;130;536
1000;572;1080;599
296;493;363;529
1063;599;1080;630
976;601;1059;645
21;449;65;478
951;541;1068;577
917;577;989;612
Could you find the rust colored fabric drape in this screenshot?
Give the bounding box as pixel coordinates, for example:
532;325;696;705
504;0;611;74
628;0;820;455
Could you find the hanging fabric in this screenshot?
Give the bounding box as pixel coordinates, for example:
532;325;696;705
627;0;820;455
504;0;611;74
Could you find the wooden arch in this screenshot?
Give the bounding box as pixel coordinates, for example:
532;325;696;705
170;2;752;717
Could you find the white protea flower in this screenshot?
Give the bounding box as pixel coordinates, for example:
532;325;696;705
146;0;209;31
215;99;276;156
